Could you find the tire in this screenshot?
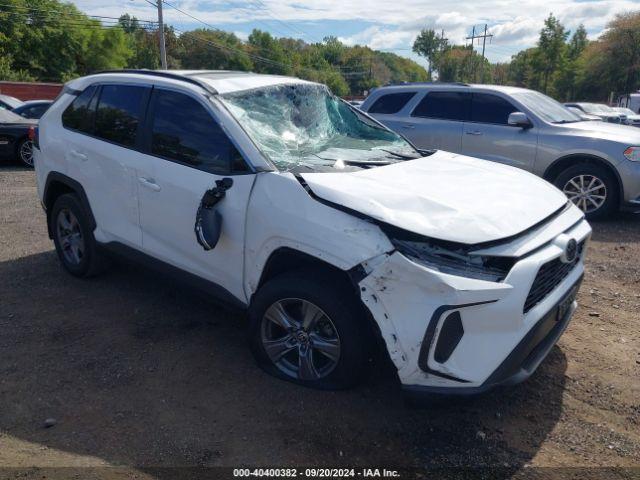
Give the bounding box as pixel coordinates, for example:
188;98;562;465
553;162;618;221
16;138;34;168
248;270;370;390
50;193;108;277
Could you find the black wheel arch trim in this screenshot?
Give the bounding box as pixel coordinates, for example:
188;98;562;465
543;153;624;205
43;172;97;238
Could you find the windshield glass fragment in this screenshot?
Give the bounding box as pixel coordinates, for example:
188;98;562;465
219;83;419;172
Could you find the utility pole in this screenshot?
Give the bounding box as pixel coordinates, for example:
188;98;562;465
466;24;493;83
157;0;167;69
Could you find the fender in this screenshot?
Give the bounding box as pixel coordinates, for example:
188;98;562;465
43;171;96;238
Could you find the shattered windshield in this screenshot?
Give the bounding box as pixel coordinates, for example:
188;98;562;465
219;83;420;172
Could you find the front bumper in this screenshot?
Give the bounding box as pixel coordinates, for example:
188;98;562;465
358;217;591;394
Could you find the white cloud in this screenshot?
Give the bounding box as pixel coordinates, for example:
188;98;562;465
72;0;639;63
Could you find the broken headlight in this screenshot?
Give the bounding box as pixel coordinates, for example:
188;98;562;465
392;239;514;282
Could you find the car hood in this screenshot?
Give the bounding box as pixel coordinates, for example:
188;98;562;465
560;119;640;142
299;151;568;245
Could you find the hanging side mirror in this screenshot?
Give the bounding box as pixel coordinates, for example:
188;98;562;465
194;178;234;251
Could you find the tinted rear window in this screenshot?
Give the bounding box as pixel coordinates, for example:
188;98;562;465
150;89;246;173
368;92;416;114
62;86;97;133
412;92;470;121
471;93;518;125
94;85;146;147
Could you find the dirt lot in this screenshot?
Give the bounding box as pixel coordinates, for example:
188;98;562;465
0;167;639;479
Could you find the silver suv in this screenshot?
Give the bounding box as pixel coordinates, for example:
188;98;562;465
361;83;640;219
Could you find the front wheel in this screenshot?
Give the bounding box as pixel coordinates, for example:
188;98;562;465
17;138;34;168
248;271;370;390
554;163;618;220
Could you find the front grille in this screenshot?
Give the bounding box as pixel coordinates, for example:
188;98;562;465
523;242;584;314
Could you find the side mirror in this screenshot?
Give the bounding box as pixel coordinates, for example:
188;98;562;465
508;112;532;129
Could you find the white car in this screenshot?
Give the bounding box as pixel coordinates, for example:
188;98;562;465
34;70;591;396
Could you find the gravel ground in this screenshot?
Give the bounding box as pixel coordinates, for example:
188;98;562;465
0;167;639;479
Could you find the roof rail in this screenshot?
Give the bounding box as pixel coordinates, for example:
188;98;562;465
94;69;218;94
383;81;470;87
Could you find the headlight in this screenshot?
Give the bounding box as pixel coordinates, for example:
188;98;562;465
624;147;640;162
392;239;514;282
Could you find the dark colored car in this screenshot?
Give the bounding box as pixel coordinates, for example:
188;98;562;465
0;109;37;167
0;94;24;111
12;100;53;119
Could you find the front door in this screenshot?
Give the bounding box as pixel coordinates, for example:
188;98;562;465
461;92;538;171
135;87;255;303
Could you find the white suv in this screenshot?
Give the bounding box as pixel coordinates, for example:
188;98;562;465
34;70;591;397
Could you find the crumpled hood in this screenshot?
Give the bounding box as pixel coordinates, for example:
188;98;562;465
300;151;568;245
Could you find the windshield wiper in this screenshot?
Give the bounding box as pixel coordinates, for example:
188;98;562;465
552;119;580;124
379;148;422;160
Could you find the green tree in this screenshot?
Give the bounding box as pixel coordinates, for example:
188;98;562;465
534;13;569;93
412;28;448;77
177;29;252;71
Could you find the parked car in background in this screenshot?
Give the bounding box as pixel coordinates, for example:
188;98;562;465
564;102;622;124
612;107;640;127
0;109;36;167
34;70;590;396
12;100;53;119
566;106;602;122
617;93;640;114
0;94;24;111
361;83;640;219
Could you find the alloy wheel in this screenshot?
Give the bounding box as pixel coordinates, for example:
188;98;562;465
19;140;34;167
56;208;85;266
562;174;607;214
261;298;341;381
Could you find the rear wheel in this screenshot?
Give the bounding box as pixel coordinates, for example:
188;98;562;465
554;163;618;220
51;194;107;277
248;270;370;390
17;138;33;168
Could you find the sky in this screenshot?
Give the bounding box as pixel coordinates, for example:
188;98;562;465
73;0;639;67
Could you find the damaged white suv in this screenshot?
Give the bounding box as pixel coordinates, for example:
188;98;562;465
34;70;591;396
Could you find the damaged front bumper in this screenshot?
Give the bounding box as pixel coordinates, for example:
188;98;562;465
358;218;591;395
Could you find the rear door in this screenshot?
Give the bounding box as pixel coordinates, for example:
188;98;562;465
403;91;469;152
462;92;537;170
61;83;148;247
135;87;255;303
364;91;418;137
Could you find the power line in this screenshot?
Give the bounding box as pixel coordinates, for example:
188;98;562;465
0;2;158;24
466;24;493;82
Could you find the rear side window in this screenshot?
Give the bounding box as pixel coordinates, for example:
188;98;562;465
62;85;97;133
149;89;246;173
368;92;416;114
412;92;470;121
471;93;518;125
94;85;147;147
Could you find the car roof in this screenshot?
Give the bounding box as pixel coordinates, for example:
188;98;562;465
69;70;317;95
0;94;24;108
371;83;534;95
22;100;53;105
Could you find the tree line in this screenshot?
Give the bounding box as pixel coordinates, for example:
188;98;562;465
413;11;640;101
0;0;428;96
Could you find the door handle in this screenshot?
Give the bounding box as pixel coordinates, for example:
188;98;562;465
70;150;88;161
465;130;483;136
402;124;415;130
138;177;161;192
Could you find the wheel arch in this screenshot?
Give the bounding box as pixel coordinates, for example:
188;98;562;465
543;154;623;204
253;246;388;357
43;172;96;238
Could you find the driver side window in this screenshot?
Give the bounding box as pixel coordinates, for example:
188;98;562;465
148;89;248;174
